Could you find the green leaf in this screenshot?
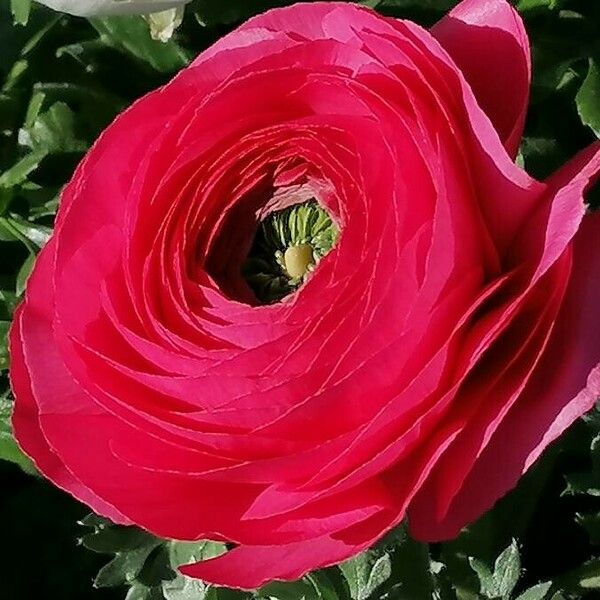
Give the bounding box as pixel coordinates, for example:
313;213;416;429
16;252;35;296
90;16;190;73
0;289;18;320
492;540;521;598
20;101;87;154
517;0;563;11
168;540;226;568
2;59;28;92
0;150;47;189
10;0;31;26
259;580;322;600
138;545;176;588
576;59;600;138
469;540;521;599
82;516;164;590
514;582;553;600
161;541;228;600
125;583;155;600
0;215;51;250
557;557;600;592
79;513;112;529
0;394;37;474
162;576;212;600
94;545;160;588
468;558;495;597
81;525;158;554
340;550;393;600
81;515;233;598
258;572;340;600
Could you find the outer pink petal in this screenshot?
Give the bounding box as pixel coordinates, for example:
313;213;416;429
431;0;530;157
410;146;600;540
9;248;132;525
180;534;362;590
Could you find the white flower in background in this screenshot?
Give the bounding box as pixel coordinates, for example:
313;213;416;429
144;6;185;42
35;0;191;18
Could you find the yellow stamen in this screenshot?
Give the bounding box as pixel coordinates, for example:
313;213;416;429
283;244;314;279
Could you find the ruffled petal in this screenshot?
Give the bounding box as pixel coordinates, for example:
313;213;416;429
432;0;530;157
409;144;600;540
9;245;132;525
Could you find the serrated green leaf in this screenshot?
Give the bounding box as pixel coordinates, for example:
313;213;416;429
340;550;393;600
492;540;521;598
468;541;522;599
125;583;154;600
168;540;226;569
94;544;158;588
82;525;158;553
468;558;495;597
515;581;552;600
137;545;176;588
162;575;212;600
90;16;190;73
81;518;230;597
79;513;112;529
576;59;600;138
364;555;392;598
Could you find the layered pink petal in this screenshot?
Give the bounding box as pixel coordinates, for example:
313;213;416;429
410;145;600;540
432;0;530;157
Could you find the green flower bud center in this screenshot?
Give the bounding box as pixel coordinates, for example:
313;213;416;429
242;199;339;304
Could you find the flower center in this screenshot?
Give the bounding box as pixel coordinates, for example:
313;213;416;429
242;200;339;304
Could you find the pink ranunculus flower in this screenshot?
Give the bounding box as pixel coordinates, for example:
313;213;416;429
10;0;600;589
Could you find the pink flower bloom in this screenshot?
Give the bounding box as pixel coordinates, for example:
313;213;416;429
10;0;600;589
